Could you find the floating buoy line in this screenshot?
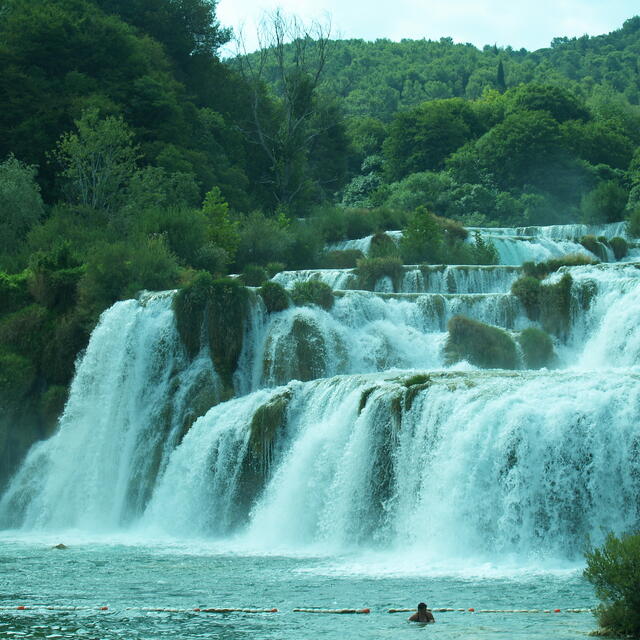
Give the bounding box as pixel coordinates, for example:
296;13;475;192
0;605;593;615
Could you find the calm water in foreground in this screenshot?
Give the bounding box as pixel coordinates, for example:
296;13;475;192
0;533;596;639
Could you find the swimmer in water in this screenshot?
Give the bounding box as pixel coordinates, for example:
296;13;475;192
408;602;435;623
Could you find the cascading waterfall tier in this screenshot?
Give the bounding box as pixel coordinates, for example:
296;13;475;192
2;223;640;563
141;370;640;558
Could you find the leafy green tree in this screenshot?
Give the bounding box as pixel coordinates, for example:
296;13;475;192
54;109;139;213
584;532;640;638
400;206;444;263
201;187;240;260
581;181;628;223
507;84;589;122
383;98;483;180
0;155;44;256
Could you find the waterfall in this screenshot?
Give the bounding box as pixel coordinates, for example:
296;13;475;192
0;293;221;530
2;222;639;562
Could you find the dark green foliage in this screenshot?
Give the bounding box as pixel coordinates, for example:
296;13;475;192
291;281;334;311
259;281;290;313
580;235;609;261
400;206;444;264
539;274;573;339
174;273;249;385
609;236;629;260
369;232;399;258
173;271;215;358
383;98;483;180
0;304;53;368
235;212;292;268
0;272;30;315
28;243;83;312
512;273;573;337
320;249;364;268
508;84;589;123
266;262;286;277
78;236;180;316
518;328;555;369
629;210;640;237
522;254;598;279
0;350;36;407
241;264;268;287
344;208;378;239
355;256;403;291
581;181;629;224
584;531;640;638
39;385;69;431
445;315;518;369
205;279;248;387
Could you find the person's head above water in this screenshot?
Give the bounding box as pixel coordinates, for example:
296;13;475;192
417;603;427;611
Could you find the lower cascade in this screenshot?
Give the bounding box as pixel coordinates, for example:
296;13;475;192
1;224;640;563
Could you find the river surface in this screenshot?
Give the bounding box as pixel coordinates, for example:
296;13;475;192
0;534;595;639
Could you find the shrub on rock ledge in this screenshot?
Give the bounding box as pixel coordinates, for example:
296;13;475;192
259;281;290;313
445;315;518;369
291;280;334;310
518;328;555;369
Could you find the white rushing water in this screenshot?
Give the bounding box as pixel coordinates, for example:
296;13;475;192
1;223;639;566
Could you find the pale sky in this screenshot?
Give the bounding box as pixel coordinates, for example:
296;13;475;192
217;0;639;53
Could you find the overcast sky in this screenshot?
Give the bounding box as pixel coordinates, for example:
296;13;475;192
217;0;638;53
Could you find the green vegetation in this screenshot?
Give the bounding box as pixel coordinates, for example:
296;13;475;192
445;315;518;369
609;236;629;260
241;264;268;287
355;256;404;290
291;281;334;311
518;328;555;369
320;249;364;268
511;276;543;319
522;254;597;279
580;235;609;261
259;281;290;313
584;532;640;638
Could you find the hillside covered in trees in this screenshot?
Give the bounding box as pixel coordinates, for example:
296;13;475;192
1;1;640;484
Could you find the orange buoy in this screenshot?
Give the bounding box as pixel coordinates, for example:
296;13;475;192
554;609;561;613
16;606;26;610
360;608;370;614
468;608;475;612
100;606;108;611
270;608;279;613
193;608;201;612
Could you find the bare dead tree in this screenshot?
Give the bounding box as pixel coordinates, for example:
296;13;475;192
234;10;333;209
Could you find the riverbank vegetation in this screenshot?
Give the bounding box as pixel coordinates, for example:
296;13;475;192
584;532;640;638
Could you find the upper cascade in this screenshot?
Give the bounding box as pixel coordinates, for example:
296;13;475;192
324;221;636;265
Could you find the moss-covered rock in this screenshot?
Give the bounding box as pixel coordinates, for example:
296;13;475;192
174;273;249;386
580;235;609;261
291;280;334;310
355;256;403;291
518;328;555;369
259;281;290;313
249;389;292;460
522;253;597;279
263;315;333;384
206;279;249;387
609;236;628;260
445;315;518;369
511;276;542;320
539;273;573;339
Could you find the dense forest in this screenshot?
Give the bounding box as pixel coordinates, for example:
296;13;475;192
1;0;640;485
